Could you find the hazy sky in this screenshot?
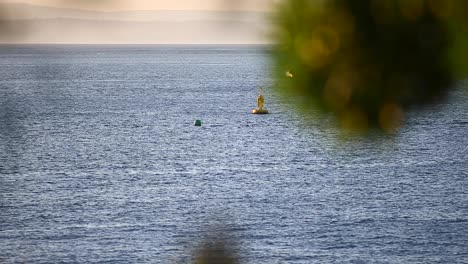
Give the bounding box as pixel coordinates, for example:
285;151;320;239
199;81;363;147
0;0;274;11
0;0;274;43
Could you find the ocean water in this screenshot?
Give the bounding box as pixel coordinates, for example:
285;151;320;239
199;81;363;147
0;45;467;263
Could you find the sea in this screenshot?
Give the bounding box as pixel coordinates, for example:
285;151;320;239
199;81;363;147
0;45;467;263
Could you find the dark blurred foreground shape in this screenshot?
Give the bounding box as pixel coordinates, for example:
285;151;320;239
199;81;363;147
271;0;468;133
191;233;239;264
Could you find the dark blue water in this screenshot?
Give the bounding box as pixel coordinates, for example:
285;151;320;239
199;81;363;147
1;45;467;263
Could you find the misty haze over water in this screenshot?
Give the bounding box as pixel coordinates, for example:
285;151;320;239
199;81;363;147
0;3;269;44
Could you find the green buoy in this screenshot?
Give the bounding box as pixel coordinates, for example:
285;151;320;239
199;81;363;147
194;119;202;126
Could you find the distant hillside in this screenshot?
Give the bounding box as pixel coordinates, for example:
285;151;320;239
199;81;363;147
0;3;270;44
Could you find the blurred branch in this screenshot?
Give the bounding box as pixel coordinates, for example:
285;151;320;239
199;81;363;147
271;0;468;134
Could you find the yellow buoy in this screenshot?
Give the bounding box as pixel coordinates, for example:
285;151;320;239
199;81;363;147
252;88;269;114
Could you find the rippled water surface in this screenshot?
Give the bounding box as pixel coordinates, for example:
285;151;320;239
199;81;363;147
1;45;467;263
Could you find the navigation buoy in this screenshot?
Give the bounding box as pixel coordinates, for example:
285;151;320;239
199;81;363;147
194;119;202;126
252;87;269;114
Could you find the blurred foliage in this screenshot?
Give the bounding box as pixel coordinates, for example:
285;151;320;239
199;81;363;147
271;0;468;133
192;235;239;264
